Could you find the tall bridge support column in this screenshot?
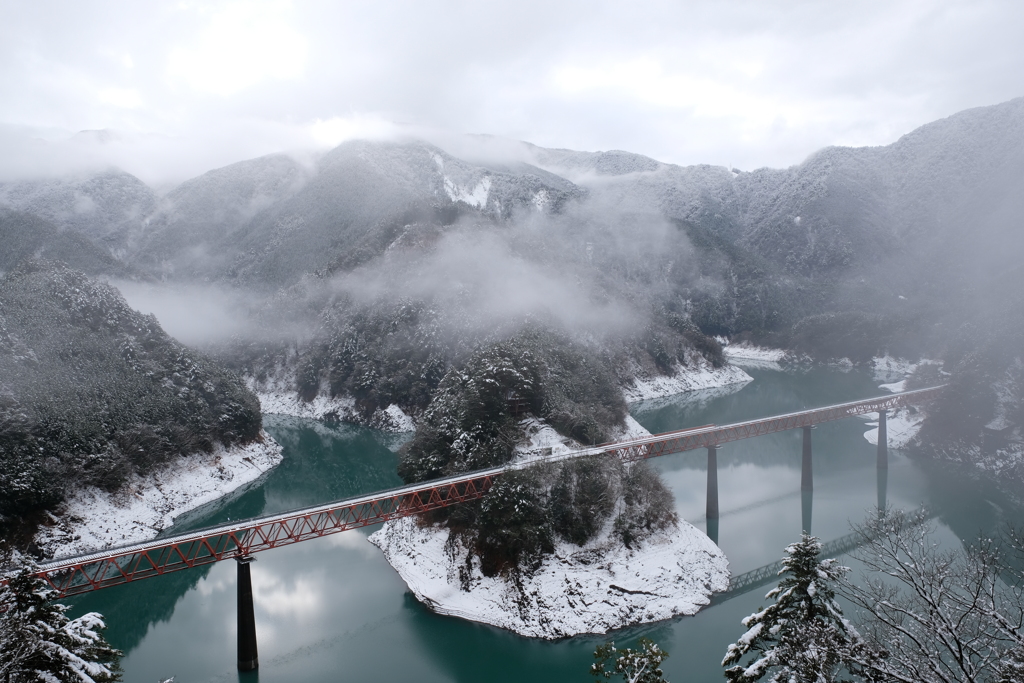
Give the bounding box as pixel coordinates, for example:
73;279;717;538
237;556;259;672
706;445;719;520
877;410;888;470
706;445;719;545
801;426;813;492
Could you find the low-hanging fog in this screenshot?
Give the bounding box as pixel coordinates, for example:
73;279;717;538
115;170;702;368
2;97;1024;466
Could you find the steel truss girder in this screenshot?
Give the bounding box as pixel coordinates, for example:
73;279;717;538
31;474;498;598
18;386;943;597
602;385;944;462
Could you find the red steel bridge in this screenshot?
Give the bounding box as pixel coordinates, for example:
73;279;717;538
19;384;943;599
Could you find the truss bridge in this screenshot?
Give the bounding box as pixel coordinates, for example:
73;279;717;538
6;385;943;671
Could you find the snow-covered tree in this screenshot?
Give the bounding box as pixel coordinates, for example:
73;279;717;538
0;552;122;683
722;534;861;683
842;509;1024;683
592;637;669;683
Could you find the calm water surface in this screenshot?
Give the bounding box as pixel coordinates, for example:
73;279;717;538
66;367;1011;682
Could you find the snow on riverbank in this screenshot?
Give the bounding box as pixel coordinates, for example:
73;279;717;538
629;381;749;416
871;355;943;383
255;390;415;432
860;358;942;449
719;340;789;370
35;433;283;560
622;359;751;403
369;516;729;639
861;408;926;449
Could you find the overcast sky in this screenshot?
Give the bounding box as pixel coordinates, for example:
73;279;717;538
2;0;1023;185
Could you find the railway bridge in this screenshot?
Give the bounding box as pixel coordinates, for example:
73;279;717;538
8;385;943;671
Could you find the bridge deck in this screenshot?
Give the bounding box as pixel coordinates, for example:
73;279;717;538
14;386;942;597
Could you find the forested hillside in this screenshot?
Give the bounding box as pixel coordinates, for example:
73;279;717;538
0;208;138;279
0;261;261;543
0;168;156;251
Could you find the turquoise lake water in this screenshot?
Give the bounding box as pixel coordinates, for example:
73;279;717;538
65;366;1010;682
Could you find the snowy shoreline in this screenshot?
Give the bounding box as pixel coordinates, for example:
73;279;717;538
254;389;416;432
859;356;943;449
35;432;284;560
720;340;790;370
369;516;729;639
622;359;752;403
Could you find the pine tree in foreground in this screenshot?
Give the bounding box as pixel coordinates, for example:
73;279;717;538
592;637;669;683
0;551;122;683
722;534;861;683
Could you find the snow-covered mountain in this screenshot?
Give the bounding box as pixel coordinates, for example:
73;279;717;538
131;153;313;278
0;169;156;251
1;97;1021;460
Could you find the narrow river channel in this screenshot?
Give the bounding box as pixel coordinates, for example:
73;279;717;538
65;365;1012;682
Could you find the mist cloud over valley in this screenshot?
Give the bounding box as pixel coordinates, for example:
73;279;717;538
3;94;1024;569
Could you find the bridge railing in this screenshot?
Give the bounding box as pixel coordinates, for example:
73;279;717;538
30;471;503;597
13;386;943;597
603;385;945;461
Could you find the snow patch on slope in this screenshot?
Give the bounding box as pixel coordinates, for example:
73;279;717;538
514;416;583;460
623;359;751;403
369;516;729;639
514;415;652;463
432;151;491;208
445;175;491;208
610;414;654;442
531;188;549;211
35;433;283;559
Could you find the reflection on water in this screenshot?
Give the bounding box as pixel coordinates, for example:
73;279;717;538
802;488;813;534
64;368;1016;683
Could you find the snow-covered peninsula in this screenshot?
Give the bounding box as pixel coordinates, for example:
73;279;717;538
369;516;729;639
35;433;283;560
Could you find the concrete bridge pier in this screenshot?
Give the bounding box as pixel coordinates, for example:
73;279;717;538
801;426;813;492
877;410;888;470
237;556;259;672
706;445;719;521
706;445;720;545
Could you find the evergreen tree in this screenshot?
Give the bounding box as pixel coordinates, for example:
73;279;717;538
592;637;670;683
722;534;861;683
0;552;122;683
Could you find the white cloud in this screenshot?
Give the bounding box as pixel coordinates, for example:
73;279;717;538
166;1;308;96
98;86;143;109
308;115;402;148
0;0;1021;182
